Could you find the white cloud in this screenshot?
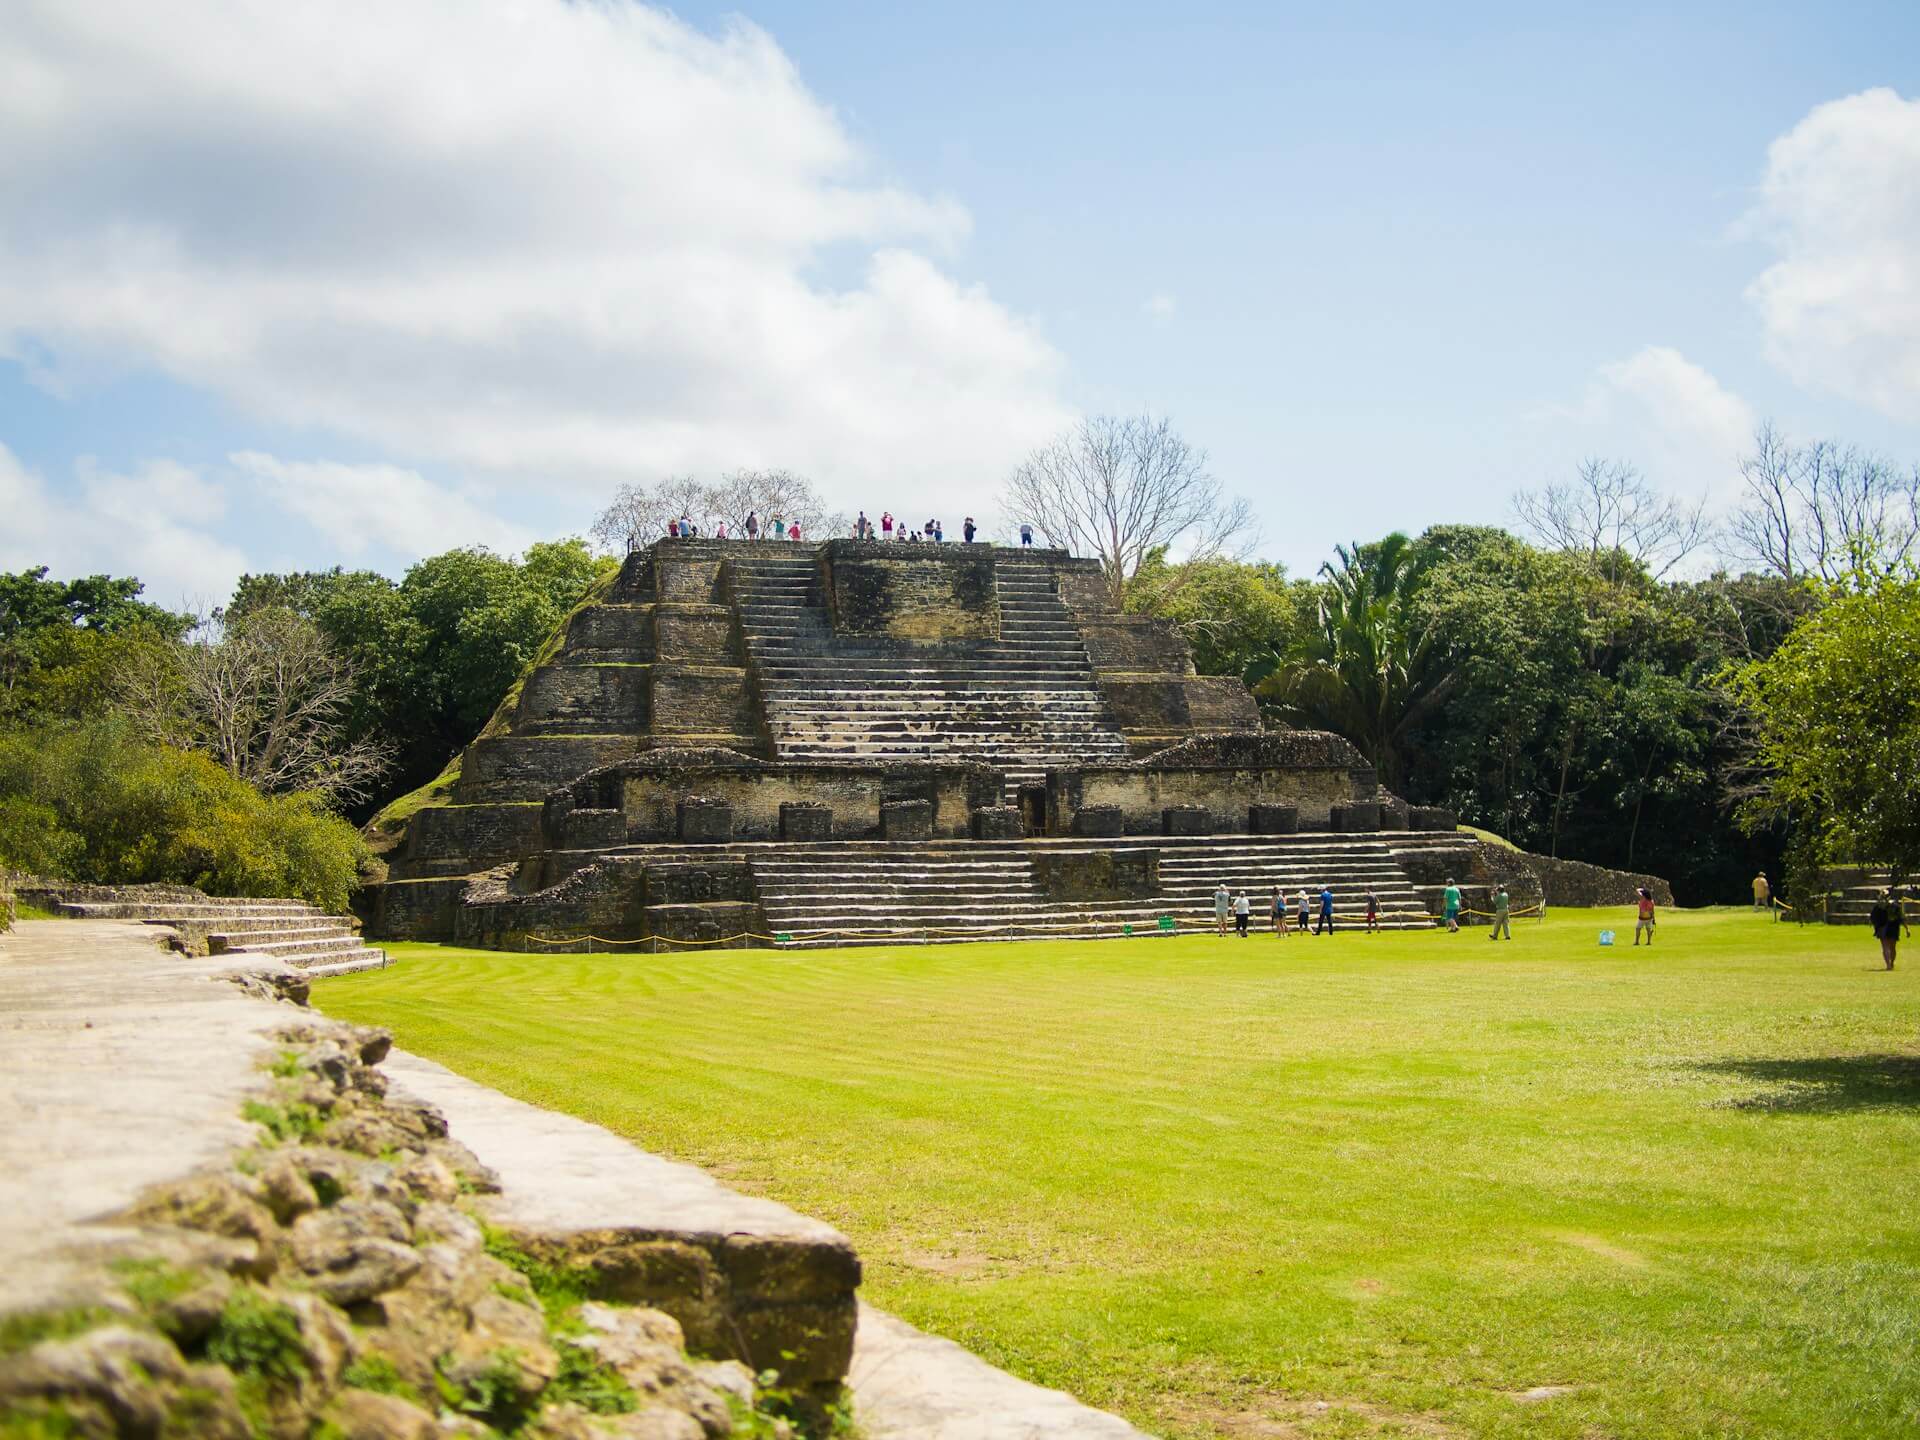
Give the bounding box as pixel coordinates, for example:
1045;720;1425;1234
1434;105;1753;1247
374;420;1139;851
0;2;1072;527
1746;88;1920;422
1142;293;1178;322
230;453;533;559
0;443;249;610
1536;346;1756;504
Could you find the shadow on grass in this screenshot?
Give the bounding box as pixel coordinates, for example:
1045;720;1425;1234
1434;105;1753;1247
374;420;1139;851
1696;1054;1920;1114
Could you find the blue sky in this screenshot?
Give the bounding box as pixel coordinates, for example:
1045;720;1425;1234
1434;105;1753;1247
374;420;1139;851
2;1;1917;606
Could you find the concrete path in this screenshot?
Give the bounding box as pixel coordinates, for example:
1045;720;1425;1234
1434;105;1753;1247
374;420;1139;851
0;919;281;1311
381;1050;1153;1438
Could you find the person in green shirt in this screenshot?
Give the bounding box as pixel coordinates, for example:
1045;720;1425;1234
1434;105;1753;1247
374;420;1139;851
1442;879;1462;933
1488;884;1511;940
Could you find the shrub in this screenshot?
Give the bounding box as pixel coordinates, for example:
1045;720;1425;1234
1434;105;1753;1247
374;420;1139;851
0;720;367;910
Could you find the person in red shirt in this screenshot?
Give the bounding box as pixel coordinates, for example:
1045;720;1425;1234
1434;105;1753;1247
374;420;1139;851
1632;887;1656;946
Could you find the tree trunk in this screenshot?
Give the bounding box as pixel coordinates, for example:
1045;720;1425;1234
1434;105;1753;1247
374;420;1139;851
1549;721;1579;859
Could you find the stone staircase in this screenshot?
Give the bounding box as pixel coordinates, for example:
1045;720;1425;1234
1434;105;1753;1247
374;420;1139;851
729;550;1133;799
49;893;391;977
1824;868;1903;925
545;832;1477;947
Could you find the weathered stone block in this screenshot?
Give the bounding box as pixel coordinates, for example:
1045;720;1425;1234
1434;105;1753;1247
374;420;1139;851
880;800;931;841
1162;805;1209;836
1378;794;1411;831
969;806;1023;840
677;797;734;843
655;605;735;662
1409;805;1457;832
1248;803;1298;834
642;862;753;905
779;802;833;841
1070;805;1124;837
562;808;625;851
1331;801;1381;833
1034;850;1160;900
825;542;998;642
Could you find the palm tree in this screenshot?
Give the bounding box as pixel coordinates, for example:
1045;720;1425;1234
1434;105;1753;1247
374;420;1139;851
1244;532;1454;790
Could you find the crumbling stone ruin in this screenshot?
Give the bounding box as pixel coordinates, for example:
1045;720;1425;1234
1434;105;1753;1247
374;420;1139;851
361;538;1507;948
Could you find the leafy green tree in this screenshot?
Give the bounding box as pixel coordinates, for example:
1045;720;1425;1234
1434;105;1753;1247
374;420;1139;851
1731;564;1920;878
1247;532;1453;791
1;567;187;715
1127;552;1310;679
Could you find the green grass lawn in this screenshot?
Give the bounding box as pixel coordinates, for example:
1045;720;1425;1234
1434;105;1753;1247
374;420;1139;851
320;909;1920;1439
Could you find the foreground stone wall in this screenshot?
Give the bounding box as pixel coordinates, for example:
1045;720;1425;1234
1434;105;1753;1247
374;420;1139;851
0;1015;843;1438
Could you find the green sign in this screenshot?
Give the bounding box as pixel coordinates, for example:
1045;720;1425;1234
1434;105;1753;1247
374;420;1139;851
776;932;794;944
1158;915;1175;932
1123;924;1134;937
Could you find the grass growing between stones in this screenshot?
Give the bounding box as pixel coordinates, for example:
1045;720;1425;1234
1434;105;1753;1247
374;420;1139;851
320;909;1920;1439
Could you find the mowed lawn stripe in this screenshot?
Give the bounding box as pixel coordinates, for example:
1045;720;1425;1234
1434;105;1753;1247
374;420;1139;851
320;910;1920;1439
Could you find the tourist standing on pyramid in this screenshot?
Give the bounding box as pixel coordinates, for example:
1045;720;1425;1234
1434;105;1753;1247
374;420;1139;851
881;510;893;538
856;510;870;539
1020;521;1034;546
963;517;977;543
745;509;759;540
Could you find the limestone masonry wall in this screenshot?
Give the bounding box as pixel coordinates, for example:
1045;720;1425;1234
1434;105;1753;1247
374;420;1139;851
823;542;999;642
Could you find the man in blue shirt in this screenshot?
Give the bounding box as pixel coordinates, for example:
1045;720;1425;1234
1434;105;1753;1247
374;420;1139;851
1315;885;1335;935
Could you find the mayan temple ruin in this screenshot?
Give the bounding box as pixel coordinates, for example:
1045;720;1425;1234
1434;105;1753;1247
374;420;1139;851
362;537;1484;948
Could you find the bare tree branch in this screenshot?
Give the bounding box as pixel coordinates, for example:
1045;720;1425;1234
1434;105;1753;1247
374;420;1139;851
1726;420;1920;583
589;470;844;549
1000;413;1255;610
1513;458;1714;584
121;609;392;806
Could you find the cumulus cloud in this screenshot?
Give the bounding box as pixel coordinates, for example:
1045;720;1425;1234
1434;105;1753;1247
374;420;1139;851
230;453;533;560
0;443;249;609
0;1;1071;527
1747;88;1920;422
1537;346;1756;504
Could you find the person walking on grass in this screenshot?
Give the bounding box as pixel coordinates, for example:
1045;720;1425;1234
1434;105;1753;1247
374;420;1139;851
1214;882;1231;937
1271;884;1288;937
1296;887;1311;934
1365;887;1379;933
1489;884;1511;941
1633;886;1657;946
1869;888;1909;970
1315;884;1335;935
1753;872;1771;910
1234;890;1252;937
1442;878;1462;933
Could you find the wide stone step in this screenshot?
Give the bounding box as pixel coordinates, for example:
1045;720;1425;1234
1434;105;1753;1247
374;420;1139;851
299;952;396;978
56;902;320;922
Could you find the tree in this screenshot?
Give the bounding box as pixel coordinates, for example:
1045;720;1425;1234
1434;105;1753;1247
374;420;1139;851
124;608;393;807
1246;533;1454;791
1126;552;1309;678
1002;414;1253;611
1513;458;1713;585
588;471;841;550
1;566;187;707
1728;421;1920;584
1731;563;1920;879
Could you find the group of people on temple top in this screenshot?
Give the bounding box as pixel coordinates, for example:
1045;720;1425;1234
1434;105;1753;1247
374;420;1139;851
660;510;1038;546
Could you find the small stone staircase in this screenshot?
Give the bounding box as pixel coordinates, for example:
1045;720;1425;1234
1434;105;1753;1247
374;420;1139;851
1824;868;1903;925
50;892;391;977
729;549;1133;798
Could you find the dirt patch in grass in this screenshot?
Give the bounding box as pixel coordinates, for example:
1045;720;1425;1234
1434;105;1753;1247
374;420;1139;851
1160;1393;1463;1439
894;1248;993;1278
